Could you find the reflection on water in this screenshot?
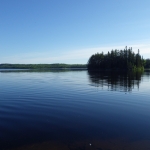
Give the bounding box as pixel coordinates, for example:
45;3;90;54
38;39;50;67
88;70;144;92
0;70;150;150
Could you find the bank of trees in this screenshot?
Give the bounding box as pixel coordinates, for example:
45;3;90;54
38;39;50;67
0;63;87;69
144;59;150;68
87;47;144;70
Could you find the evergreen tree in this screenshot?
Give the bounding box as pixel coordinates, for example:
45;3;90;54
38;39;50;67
87;47;144;70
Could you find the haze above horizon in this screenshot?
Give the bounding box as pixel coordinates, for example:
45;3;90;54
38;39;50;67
0;0;150;64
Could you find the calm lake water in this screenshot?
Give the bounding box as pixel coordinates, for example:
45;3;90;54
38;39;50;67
0;69;150;150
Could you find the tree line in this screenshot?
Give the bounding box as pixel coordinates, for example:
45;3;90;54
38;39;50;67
87;46;145;70
0;50;150;70
144;59;150;68
0;63;87;69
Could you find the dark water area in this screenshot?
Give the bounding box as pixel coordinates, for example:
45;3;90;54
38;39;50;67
0;69;150;150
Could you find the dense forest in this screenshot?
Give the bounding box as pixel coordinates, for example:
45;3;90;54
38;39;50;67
144;59;150;68
0;63;87;69
87;47;145;70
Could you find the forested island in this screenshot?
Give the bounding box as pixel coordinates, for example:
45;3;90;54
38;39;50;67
87;47;148;71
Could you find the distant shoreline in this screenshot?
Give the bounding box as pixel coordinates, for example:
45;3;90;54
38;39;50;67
0;64;87;69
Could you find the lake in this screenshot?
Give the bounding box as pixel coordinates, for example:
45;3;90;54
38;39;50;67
0;69;150;150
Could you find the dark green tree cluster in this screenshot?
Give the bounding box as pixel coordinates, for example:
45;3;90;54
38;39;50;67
144;59;150;68
87;46;144;70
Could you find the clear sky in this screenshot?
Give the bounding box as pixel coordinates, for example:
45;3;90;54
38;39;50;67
0;0;150;64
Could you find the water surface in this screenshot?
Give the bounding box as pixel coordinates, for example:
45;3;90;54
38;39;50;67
0;70;150;150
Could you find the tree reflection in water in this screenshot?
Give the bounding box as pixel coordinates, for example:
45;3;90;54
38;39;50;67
88;70;144;92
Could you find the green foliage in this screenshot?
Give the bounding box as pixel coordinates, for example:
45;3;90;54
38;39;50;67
0;63;87;69
87;47;144;70
144;59;150;68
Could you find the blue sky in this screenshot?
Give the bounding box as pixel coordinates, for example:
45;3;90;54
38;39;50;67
0;0;150;64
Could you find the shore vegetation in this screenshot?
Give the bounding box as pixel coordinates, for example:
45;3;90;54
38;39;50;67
0;63;87;69
87;46;144;71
